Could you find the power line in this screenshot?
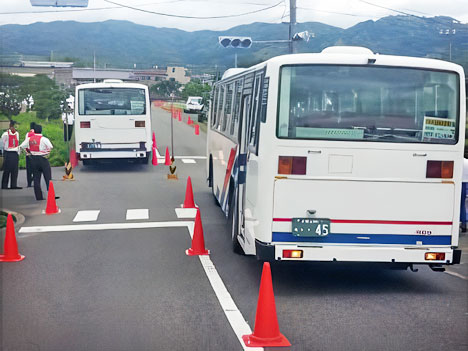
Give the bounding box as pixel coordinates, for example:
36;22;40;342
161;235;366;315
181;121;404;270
103;0;284;19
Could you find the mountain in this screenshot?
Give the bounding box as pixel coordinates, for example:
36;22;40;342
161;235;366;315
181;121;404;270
0;16;467;71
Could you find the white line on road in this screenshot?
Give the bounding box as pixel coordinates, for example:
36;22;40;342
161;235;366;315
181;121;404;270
181;159;197;164
19;217;260;350
198;255;262;351
175;208;197;218
126;209;149;220
19;221;193;235
175;156;206;159
73;210;100;222
444;269;468;280
186;218;262;351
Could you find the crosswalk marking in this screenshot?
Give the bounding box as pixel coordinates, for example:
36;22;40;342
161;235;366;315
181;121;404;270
175;208;197;218
126;209;149;220
73;210;100;222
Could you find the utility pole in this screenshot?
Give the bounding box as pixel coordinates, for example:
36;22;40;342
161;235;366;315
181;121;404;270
289;0;297;54
93;51;96;83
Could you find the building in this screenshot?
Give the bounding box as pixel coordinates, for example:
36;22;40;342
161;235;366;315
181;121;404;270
166;66;190;84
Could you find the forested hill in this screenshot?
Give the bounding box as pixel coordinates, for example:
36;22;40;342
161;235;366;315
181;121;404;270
1;15;466;70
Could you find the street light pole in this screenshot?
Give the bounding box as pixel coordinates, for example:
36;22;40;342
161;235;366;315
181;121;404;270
289;0;297;54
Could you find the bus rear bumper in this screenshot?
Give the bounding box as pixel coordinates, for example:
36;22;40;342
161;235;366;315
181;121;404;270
255;239;461;265
79;150;148;160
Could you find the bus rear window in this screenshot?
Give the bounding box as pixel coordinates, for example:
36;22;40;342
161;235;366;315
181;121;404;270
277;65;459;144
78;88;146;115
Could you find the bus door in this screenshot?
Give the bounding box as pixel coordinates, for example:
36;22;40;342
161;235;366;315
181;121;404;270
238;72;263;242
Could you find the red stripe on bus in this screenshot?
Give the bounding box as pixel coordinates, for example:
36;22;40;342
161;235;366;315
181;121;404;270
272;218;452;225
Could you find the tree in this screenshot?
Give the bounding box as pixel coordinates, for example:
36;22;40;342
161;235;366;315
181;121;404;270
0;88;21;118
181;80;211;101
34;90;65;121
150;80;181;98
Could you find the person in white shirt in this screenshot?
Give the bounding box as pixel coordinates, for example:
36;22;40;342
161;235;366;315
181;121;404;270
1;120;22;189
62;97;74;141
20;124;54;200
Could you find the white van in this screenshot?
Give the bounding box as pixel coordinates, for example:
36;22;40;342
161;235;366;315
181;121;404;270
184;96;203;113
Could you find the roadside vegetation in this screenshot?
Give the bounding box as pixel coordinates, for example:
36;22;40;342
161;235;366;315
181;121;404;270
0;73;70;168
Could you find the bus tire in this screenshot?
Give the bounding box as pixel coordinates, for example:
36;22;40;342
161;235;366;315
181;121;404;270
228;186;244;255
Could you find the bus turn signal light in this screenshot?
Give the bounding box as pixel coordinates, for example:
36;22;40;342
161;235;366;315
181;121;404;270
278;156;306;175
135;121;145;127
426;161;453;179
283;249;303;259
80;121;91;128
425;252;445;261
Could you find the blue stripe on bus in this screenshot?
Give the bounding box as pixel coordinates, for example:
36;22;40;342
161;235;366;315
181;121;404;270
272;232;451;245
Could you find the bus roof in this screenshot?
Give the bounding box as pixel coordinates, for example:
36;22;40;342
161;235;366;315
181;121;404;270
76;81;149;90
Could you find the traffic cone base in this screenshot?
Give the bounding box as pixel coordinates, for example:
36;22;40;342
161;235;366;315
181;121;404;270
152;147;158;166
242;333;290;347
0;214;25;262
185;248;209;256
0;253;25;262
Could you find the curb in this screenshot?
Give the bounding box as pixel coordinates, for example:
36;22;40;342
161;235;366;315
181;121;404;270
0;208;25;234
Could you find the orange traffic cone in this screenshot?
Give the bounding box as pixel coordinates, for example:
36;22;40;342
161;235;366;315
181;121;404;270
70;148;78;168
164;147;171;166
178;110;181;120
0;214;25;262
152;147;158;166
186;209;209;256
183;176;196;208
187;116;192;125
45;181;59;215
194;124;200;135
152;132;156;148
242;262;291;347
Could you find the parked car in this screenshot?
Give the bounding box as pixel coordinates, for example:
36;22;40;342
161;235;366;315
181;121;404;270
184;96;203;113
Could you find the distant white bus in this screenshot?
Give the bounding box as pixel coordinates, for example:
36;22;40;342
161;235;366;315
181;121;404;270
75;80;152;164
207;47;465;270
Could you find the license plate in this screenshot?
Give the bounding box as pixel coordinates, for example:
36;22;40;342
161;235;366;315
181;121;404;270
292;218;330;237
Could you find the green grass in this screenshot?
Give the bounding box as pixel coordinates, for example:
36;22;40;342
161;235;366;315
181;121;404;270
1;112;68;168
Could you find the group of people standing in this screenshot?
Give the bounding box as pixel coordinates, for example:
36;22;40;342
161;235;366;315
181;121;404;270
1;120;54;200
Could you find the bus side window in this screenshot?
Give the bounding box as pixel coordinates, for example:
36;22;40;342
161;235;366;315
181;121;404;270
249;74;263;154
211;86;219;128
222;83;234;133
230;79;243;140
217;85;225;131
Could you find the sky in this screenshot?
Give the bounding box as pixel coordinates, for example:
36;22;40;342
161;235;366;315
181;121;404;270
0;0;467;32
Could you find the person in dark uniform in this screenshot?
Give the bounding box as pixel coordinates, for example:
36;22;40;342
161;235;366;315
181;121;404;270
20;124;53;200
24;122;36;187
1;120;22;189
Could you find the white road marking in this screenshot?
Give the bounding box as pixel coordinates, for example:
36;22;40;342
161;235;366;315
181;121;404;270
181;159;196;164
126;209;149;220
445;269;468;280
73;210;100;222
175;156;206;159
175;208;197;218
186;217;262;351
19;221;193;234
19;215;260;350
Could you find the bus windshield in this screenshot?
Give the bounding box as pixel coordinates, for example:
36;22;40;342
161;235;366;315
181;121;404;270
277;65;459;144
78;88;146;115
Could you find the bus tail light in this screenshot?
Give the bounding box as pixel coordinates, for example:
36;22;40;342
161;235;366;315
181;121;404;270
426;161;453;179
80;121;91;128
425;252;445;261
135;121;145;127
283;249;303;259
278;156;307;175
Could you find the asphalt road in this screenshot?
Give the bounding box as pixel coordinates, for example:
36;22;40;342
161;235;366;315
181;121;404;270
1;105;467;351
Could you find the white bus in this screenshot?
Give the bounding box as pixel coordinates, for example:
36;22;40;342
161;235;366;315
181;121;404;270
207;47;465;271
75;80;152;164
